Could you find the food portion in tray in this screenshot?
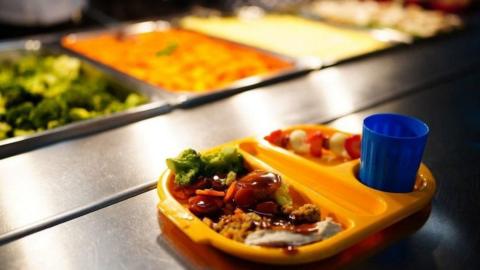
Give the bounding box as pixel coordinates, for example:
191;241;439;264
157;125;436;264
264;126;361;165
0;54;147;140
308;0;462;38
62;29;293;93
181;14;390;63
166;147;342;248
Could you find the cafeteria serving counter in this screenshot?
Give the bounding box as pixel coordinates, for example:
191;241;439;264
1;11;480;270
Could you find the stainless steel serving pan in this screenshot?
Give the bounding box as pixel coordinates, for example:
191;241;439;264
61;20;321;107
0;38;172;159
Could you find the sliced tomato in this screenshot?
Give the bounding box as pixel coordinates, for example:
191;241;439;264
307;131;325;157
264;129;286;146
345;135;361;159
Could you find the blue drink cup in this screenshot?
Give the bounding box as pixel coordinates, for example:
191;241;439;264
359;113;429;193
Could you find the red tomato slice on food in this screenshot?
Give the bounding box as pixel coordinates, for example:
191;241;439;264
264;129;286;146
345;135;361;159
307;131;325;157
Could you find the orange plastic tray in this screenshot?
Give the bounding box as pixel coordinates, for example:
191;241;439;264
157;124;435;265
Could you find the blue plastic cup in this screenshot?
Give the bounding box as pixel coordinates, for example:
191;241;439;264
359;113;429;193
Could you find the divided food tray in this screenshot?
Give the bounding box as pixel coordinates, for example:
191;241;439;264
0;39;171;158
157;124;435;265
61;20;319;106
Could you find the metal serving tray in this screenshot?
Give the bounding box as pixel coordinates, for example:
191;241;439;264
0;38;172;159
61;20;321;107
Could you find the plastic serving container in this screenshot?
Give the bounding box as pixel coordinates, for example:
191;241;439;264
157;124;435;265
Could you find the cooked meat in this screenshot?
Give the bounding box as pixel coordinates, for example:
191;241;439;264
204;210;267;242
283;204;321;224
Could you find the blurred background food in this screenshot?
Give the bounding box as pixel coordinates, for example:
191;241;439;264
0;53;147;139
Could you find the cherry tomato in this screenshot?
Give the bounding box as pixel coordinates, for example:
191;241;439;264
345;135;361;159
264;129;287;146
307;131;325;157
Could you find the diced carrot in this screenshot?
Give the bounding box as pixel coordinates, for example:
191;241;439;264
62;30;291;92
224;181;237;202
195;189;225;197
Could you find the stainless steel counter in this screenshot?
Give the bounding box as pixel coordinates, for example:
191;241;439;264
1;16;480;270
1;66;479;270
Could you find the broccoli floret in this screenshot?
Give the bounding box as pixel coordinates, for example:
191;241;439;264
0;54;149;141
0;86;32;107
47;120;62;129
60;83;94;109
91;93;114;111
166;149;203;186
29;98;66;129
13;129;35;137
5;102;34;130
49;55;81;80
0;96;6;116
0;122;12;139
104;101;125;114
124;93;147;108
202;146;245;176
42;79;71;98
166;147;247;186
69;107;92;121
0;67;14;87
15;55;39;76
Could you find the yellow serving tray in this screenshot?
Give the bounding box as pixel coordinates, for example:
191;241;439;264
157;124;435;265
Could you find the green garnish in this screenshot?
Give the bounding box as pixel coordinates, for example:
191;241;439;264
156;42;178;56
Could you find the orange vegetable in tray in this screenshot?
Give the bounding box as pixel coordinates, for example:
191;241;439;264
62;29;293;92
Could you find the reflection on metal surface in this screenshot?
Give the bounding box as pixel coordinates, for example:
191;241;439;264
0;155;53;232
423;207;463;263
0;191;183;269
328;114;364;134
311;67;355;115
229;90;287;135
0;155;71;269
